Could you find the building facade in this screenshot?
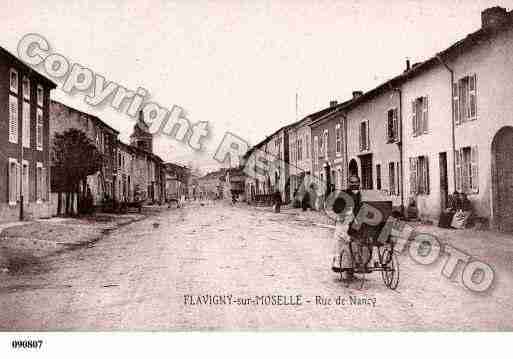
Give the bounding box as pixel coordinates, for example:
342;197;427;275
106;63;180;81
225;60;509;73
401;6;513;229
0;47;56;221
50;100;119;210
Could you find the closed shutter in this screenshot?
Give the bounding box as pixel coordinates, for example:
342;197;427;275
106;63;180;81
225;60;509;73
8;162;15;204
469;74;477;120
410;157;417;195
422;96;429;134
396;161;401;196
9;95;18;143
23;101;30;148
36;108;43;150
455;149;462;192
424;156;430;194
459;78;468;123
366;119;370;150
453;83;460;126
411;100;417;137
471;146;479;193
393;108;398;141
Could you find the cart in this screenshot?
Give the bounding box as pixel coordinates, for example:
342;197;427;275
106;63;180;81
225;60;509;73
336;200;400;290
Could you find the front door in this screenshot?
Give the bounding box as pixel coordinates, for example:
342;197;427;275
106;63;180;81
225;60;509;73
493;127;513;231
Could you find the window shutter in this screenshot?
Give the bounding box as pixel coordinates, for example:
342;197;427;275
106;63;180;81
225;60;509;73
424;156;430;194
455;149;462;192
410;157;417;194
396;161;401;196
385;111;390;142
459;78;468;123
453;83;460;125
36;108;43;150
393;108;398;141
23;101;30;148
469;74;477;120
8;162;14;204
359;123;363;151
411;100;417;137
9;95;18;144
471;146;479;193
422;96;429;134
366;119;370;150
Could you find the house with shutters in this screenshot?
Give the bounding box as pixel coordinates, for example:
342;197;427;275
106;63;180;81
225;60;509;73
0;47;57;221
287;104;338;201
400;6;513;230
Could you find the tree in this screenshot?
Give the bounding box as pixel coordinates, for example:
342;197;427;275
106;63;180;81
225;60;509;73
52;128;103;216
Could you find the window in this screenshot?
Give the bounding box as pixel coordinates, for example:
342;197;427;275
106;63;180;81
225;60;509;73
360;154;373;190
336;166;343;189
359;119;370;151
37;85;44;107
412;96;428;136
335;123;342;155
387;108;399;142
455;146;478;194
36;162;43;202
9;94;18;143
313;136;319;171
10;68;18;93
319;131;324;158
22;76;30;100
409;155;430;195
454;74;477;125
8;158;20;205
22;160;29;201
22;101;30;148
376;164;382;190
36;108;43;151
324;130;328;158
306;135;309;159
389;162;396;195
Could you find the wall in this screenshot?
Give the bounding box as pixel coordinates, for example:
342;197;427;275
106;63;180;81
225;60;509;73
346;90;402;207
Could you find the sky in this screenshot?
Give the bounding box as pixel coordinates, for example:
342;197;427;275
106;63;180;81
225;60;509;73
1;0;512;173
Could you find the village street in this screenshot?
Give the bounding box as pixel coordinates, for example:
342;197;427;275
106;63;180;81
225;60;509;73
0;202;512;330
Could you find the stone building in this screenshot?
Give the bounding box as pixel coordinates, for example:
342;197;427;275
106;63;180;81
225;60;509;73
49;100;119;211
0;46;57;221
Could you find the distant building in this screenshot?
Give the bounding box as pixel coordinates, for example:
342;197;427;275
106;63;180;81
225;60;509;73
50;100;119;211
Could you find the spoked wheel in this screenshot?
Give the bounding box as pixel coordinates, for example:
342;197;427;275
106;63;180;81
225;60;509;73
380;246;399;290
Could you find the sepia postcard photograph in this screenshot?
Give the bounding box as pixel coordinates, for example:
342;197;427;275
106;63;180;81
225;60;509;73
1;0;513;355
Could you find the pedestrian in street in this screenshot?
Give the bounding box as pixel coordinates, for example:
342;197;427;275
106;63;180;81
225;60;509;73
273;190;281;213
332;200;355;280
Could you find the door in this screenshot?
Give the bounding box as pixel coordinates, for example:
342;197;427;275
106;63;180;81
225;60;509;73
493;127;513;231
439;152;448;210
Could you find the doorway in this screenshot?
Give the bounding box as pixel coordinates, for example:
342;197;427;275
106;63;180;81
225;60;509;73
492;126;513;231
439;152;448;211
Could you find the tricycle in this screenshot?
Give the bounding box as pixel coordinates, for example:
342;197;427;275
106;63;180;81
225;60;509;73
335;200;400;290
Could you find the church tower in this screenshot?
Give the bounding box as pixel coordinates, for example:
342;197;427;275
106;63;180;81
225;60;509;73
130;110;153;153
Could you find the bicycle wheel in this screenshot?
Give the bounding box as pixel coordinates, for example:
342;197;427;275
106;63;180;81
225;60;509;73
381;246;399;289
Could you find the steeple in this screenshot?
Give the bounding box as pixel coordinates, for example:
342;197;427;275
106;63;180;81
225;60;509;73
130;110;153;153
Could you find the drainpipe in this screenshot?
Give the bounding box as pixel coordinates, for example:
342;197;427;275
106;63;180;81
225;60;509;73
337;111;350;188
436;53;456;191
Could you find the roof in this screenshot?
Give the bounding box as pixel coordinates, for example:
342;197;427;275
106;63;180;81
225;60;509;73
51;100;120;135
310;9;513;127
0;46;57;89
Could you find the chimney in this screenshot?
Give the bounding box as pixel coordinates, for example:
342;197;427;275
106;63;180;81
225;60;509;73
352;90;363;99
405;58;411;71
330;100;338;107
481;6;509;29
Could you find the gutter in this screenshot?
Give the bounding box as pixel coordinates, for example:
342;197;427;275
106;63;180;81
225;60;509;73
436;53;456;191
